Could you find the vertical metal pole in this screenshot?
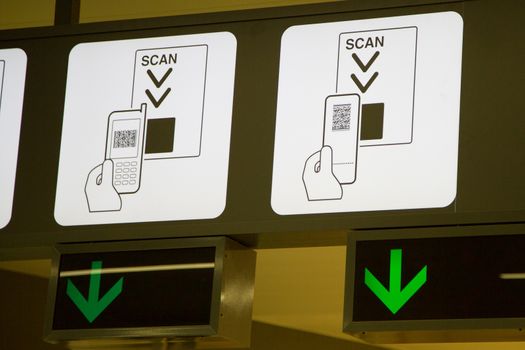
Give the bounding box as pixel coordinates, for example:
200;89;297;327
54;0;81;25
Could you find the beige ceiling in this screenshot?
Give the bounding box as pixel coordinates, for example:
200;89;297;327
2;1;525;349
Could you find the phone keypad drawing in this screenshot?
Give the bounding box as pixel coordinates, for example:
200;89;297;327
105;104;147;194
323;94;361;184
114;161;138;186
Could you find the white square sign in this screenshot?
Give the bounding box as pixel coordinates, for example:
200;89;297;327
0;48;27;229
55;32;237;226
271;12;463;215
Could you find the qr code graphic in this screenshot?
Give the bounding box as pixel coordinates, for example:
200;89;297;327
113;130;137;148
332;104;352;131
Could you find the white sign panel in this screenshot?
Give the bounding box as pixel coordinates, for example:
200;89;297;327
271;12;463;215
55;32;236;226
0;48;27;229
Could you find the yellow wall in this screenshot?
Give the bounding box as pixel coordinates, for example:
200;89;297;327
80;0;339;22
0;0;339;29
0;0;55;29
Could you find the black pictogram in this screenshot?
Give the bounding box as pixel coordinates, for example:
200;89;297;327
351;52;379;73
145;68;172;108
351;72;378;94
350;50;380;93
145;88;171;108
147;68;172;88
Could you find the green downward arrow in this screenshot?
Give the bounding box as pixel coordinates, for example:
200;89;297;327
364;249;427;314
66;261;124;323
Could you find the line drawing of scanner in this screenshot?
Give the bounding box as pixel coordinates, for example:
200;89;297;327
131;45;208;160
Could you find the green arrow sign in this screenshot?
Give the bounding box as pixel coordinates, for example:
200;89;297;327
364;249;427;315
66;261;124;323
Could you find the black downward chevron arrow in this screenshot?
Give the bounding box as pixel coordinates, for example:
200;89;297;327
352;51;380;73
351;72;379;93
145;88;171;108
147;68;172;88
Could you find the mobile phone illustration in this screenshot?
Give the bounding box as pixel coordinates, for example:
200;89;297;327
105;103;147;194
322;94;361;184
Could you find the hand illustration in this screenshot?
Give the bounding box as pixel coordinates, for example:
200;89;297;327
85;159;122;212
302;145;343;201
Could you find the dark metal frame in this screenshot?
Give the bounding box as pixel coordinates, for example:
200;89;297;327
5;0;521;257
44;237;226;342
54;0;81;25
344;224;525;343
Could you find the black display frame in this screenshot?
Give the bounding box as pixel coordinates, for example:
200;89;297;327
344;227;525;343
44;237;226;342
